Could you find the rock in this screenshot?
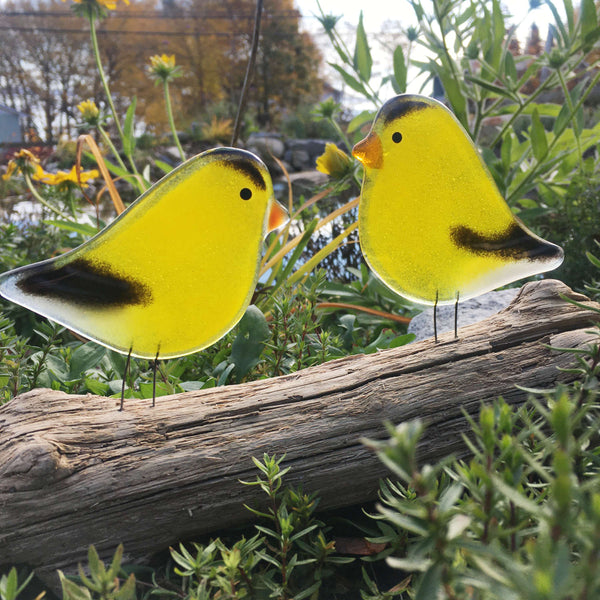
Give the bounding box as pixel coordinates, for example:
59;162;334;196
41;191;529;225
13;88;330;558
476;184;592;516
284;139;329;171
246;133;285;159
288;148;311;171
408;288;520;342
287;171;328;196
163;146;183;163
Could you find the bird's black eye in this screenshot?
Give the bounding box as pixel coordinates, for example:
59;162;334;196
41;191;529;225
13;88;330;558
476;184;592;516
392;131;403;144
240;187;252;200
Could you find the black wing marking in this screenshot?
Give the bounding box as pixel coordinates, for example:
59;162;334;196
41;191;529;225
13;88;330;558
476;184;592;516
17;258;152;308
450;222;563;262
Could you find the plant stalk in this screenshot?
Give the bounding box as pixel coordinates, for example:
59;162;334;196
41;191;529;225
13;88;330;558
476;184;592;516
163;80;186;162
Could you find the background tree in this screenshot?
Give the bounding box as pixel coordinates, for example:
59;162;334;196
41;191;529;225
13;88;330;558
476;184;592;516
0;0;324;142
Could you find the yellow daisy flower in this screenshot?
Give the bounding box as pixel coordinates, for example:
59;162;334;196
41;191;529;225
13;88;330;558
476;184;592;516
77;99;100;125
35;165;99;188
2;149;40;180
148;54;182;83
315;143;354;179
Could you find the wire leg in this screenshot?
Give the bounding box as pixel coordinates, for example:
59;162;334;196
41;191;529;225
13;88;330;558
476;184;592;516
152;350;159;408
120;347;132;411
454;291;460;339
433;291;439;343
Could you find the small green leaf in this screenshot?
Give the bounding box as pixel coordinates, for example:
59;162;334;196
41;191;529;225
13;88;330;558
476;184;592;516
85;377;110;396
530;108;548;161
353;11;372;81
587;251;600;269
389;333;416;348
230;305;270;382
87;545;104;579
3;568;17;600
59;571;92;600
546;1;569;42
415;562;443;600
504;51;517;82
393;44;407;93
154;159;174;174
439;482;464;513
501;133;512;170
437;70;467;128
465;74;514;98
69;342;106;380
347;110;375;134
330;63;367;94
553;102;571;135
580;0;599;50
122;96;137;157
44;220;99;237
115;574;136;600
139;381;171;399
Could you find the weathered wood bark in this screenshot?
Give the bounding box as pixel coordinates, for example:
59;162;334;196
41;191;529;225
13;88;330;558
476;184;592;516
1;279;599;583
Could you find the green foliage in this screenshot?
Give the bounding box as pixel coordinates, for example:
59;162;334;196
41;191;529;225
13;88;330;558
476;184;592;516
59;545;135;600
0;569;40;600
363;382;600;599
49;454;352;600
538;175;600;290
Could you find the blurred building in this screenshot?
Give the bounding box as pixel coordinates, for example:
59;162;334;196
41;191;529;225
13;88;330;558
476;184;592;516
0;104;24;145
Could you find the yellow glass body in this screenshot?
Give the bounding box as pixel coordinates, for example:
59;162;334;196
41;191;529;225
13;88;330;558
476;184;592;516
355;95;563;306
0;149;283;359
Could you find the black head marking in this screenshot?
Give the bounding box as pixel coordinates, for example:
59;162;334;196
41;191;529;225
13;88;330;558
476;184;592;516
450;222;564;262
208;148;266;191
17;258;152;308
381;96;429;126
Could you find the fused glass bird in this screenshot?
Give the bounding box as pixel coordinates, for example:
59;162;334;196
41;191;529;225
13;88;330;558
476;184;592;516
352;94;563;340
0;147;287;406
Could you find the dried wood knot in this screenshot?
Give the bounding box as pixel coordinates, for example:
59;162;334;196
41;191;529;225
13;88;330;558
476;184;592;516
0;438;72;492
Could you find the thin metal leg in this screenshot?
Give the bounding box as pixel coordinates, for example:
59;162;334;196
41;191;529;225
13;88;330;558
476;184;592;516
454;291;460;338
120;347;132;411
434;291;439;343
152;351;159;408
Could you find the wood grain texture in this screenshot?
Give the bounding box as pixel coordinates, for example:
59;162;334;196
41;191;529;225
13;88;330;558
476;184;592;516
0;279;599;581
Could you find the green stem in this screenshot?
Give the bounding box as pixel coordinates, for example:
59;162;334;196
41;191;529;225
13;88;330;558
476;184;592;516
24;175;70;220
163;80;186;162
433;1;462;99
329;117;352;154
488;80;555;149
557;68;584;171
88;14;143;187
89;15;124;143
98;125;128;173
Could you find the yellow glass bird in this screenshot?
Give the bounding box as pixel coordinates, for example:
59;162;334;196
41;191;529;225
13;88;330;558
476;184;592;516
0;148;287;402
352;94;563;340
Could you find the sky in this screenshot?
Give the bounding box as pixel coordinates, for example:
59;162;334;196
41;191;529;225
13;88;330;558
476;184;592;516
294;0;558;104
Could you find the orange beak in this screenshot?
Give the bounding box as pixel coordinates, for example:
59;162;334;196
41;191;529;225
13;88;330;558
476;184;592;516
267;198;289;233
352;131;383;169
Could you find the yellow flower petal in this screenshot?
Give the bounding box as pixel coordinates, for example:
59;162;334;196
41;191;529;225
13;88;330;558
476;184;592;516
315;143;354;178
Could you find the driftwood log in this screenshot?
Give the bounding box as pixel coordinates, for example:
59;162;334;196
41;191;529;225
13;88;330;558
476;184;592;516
1;279;599;584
